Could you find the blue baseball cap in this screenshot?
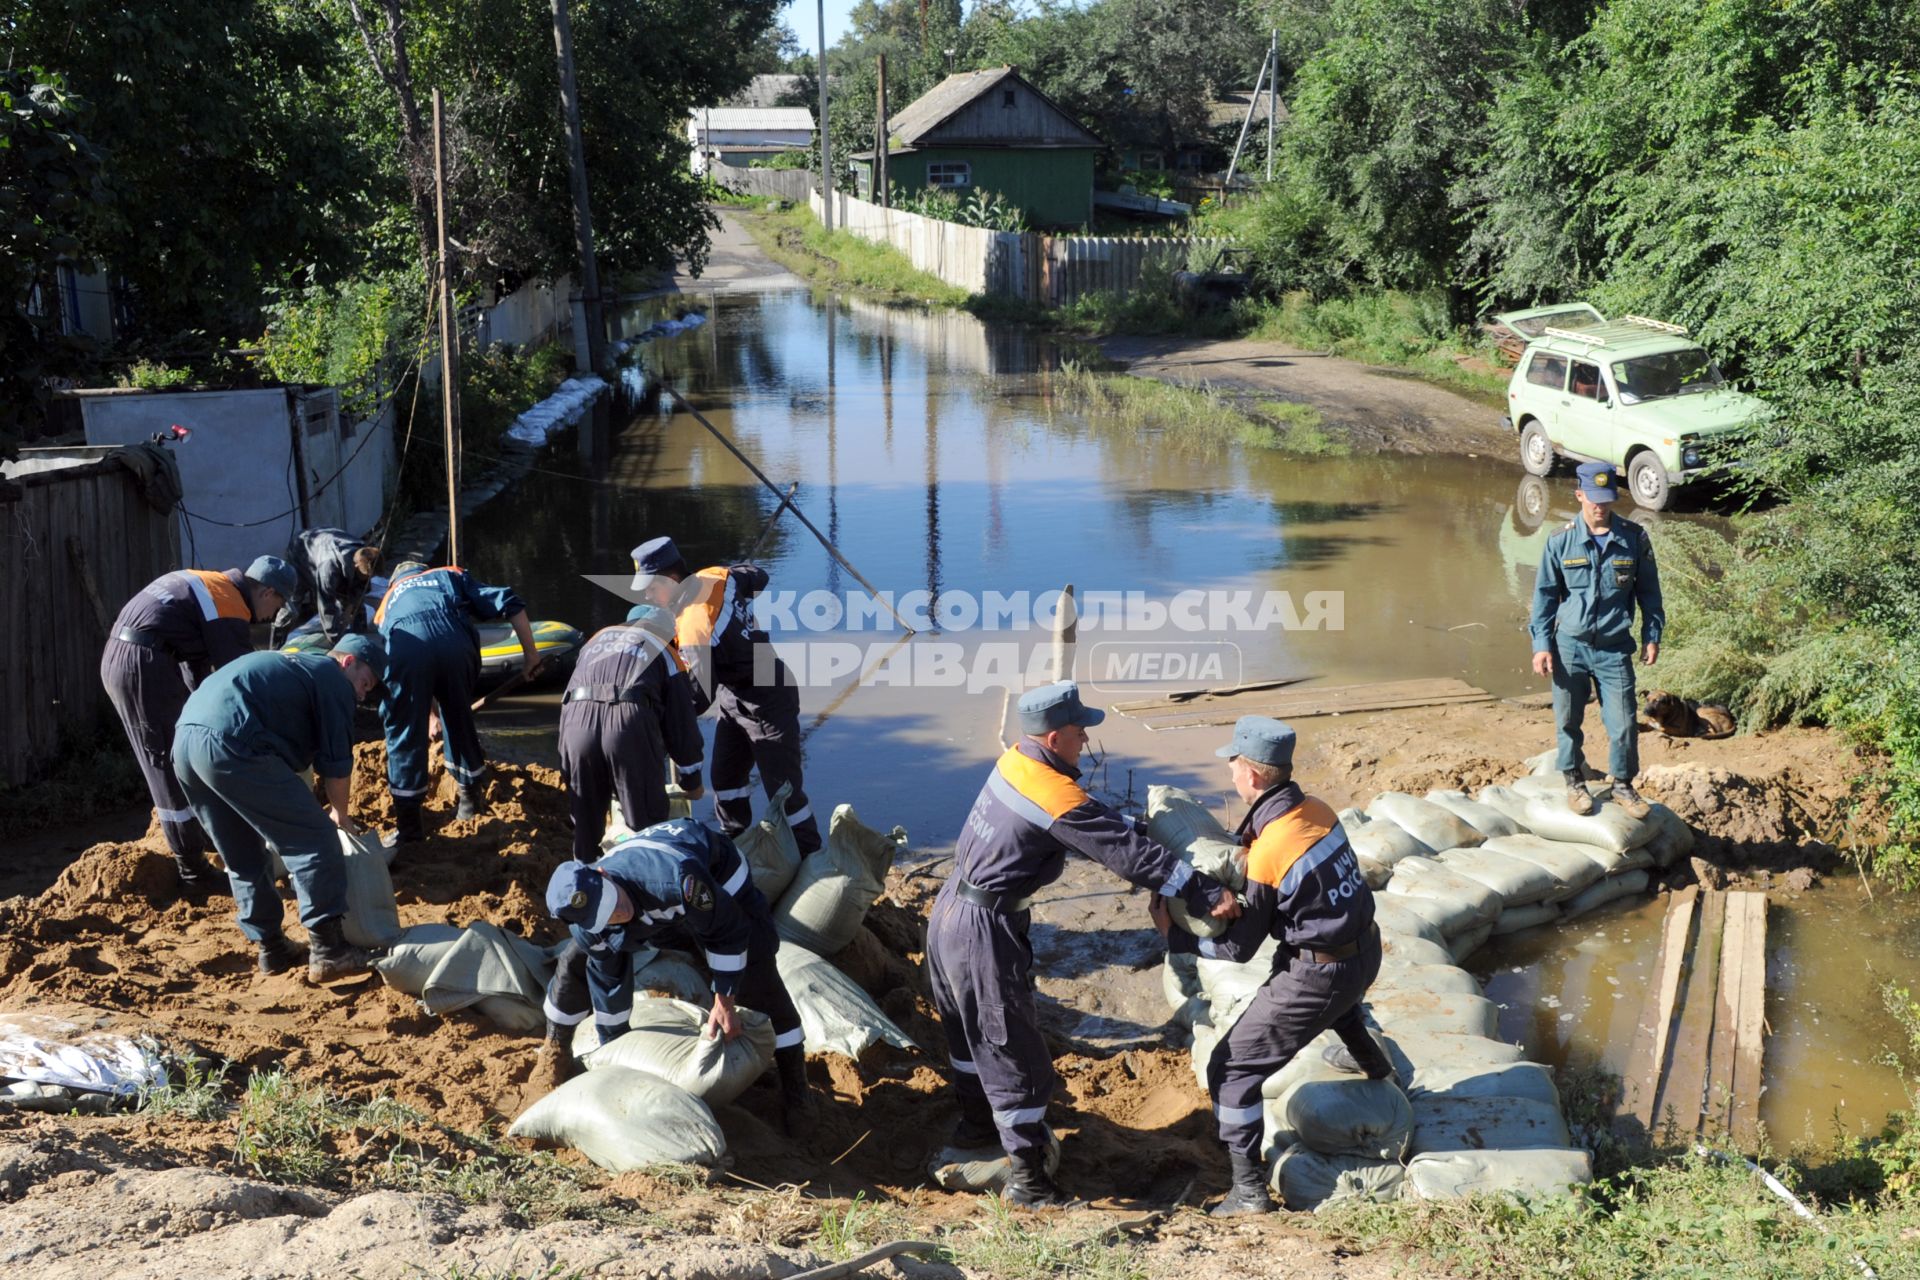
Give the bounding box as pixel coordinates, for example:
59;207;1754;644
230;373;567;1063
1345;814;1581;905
1216;715;1296;768
328;632;387;682
630;536;688;592
625;602;677;640
245;555;298;599
1576;461;1619;504
545;861;618;931
1018;680;1106;735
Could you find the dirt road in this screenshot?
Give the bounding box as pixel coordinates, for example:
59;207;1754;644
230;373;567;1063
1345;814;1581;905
669;210;801;294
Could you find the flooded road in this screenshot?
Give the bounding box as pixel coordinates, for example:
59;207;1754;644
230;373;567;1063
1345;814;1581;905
472;287;1916;1144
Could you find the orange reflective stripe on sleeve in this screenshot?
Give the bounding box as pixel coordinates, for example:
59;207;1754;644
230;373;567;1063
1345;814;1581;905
993;746;1089;821
1245;796;1339;888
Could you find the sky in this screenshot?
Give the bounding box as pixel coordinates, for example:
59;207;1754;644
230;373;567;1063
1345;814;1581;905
782;0;862;54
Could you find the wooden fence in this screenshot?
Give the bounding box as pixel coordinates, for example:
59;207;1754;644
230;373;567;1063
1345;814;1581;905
0;456;182;785
713;162;816;203
813;189;1229;307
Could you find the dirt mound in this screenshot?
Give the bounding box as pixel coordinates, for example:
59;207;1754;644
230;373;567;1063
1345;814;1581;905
1639;763;1843;871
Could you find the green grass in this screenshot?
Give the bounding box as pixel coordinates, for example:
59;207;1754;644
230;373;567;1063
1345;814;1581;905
737;204;977;309
137;1054;231;1123
944;1198;1144;1280
1055;360;1344;457
1240;289;1511;404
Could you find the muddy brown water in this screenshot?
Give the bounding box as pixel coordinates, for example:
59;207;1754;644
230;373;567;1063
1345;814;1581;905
471;289;1917;1145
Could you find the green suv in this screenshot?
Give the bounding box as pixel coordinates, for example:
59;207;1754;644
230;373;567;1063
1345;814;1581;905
1497;309;1768;510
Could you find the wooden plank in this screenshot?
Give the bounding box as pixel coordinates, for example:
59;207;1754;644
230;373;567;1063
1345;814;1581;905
1623;886;1698;1131
1110;675;1311;713
1728;893;1769;1150
1132;677;1487;725
1706;890;1752;1139
1142;689;1495;730
1652;889;1727;1140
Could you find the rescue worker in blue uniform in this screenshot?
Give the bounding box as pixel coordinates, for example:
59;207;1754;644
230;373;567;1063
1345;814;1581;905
171;635;385;982
630;536;820;856
267;527;383;648
1152;716;1392;1217
928;681;1241;1207
374;560;540;845
100;555;297;893
1529;461;1664;819
557;603;706;861
531;817;813;1128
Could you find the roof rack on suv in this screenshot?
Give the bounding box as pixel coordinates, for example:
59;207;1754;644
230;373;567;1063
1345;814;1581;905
1620;315;1689;335
1540;315;1692;348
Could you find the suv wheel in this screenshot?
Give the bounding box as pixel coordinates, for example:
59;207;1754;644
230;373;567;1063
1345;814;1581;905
1519;420;1554;477
1512;474;1549;533
1627;452;1671;511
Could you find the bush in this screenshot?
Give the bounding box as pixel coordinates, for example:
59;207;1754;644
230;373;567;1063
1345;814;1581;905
260;268;427;421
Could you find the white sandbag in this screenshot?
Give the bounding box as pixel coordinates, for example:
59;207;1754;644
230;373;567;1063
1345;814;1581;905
1424;790;1524;839
774;942;916;1058
1474;785;1538;829
1380;1031;1525;1085
1521;796;1658;854
1371;962;1482;998
1371;898;1451;953
1447;923;1493;963
1511;772;1596;803
508;1066;725;1170
1492;901;1560;936
1259;1031;1409;1161
772;804;906;956
373;924;466;995
1367;793;1485;851
1406;1148;1592;1201
1270;1143;1407;1210
417;921;555;1034
1336;807;1370;830
272;830;403;949
1521;748;1561;776
1367;990;1500;1039
1348;822;1433;877
1380;890;1475;941
1408;1060;1559;1111
1437;847;1562;907
1478;835;1606;898
928;1132;1060;1192
1378;929;1454;969
734;782;802;901
1409;1095;1571;1156
1385;858;1503;933
1559;869;1650;920
1162;951;1202;1013
1642;804;1695;869
1145;785;1246;940
632;947;713;1004
603;790;694;851
581;998;774;1106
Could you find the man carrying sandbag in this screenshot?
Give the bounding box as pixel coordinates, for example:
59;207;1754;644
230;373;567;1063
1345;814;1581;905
929;681;1240;1208
1149;715;1393;1217
171;636;385;982
1529;461;1664;819
629;536;821;856
557;604;706;860
532;816;813;1131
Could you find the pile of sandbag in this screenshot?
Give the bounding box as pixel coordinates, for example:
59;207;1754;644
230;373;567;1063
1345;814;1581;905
577;997;775;1105
771;802;907;956
374;920;558;1033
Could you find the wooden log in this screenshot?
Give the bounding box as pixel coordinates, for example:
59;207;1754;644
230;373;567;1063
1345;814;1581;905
1653;889;1727;1140
1139;679;1494;729
1728;893;1768;1150
1623;885;1698;1131
1706;890;1752;1139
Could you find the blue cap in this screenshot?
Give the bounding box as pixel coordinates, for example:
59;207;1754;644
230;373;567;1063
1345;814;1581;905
625;603;677;640
1576;461;1619;504
328;632;387;682
545;861;617;931
630;536;688;591
1018;680;1106;735
1215;715;1296;768
245;555;298;599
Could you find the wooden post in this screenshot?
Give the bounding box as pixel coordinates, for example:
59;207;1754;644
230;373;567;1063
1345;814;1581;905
875;53;889;208
817;0;833;229
550;0;604;373
431;89;462;567
1266;28;1278;182
1050;584;1077;682
1224;48;1271;189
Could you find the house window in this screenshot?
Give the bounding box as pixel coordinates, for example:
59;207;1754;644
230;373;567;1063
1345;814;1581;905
927;162;972;188
1002;89;1016;107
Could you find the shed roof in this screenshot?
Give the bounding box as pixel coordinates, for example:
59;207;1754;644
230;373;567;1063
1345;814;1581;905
691;107;816;132
888;67;1100;149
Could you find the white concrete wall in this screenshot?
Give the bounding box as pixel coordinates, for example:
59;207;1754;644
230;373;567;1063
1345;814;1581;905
473;275;575;352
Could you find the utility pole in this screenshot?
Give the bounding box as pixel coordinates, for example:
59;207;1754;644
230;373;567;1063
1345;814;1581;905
817;0;833;229
1224;46;1271;189
875;53;889;207
431;89;462;567
1266;28;1278;182
550;0;604;373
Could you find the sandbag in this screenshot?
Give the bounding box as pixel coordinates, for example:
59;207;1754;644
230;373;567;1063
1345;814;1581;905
1492;901;1560;936
1380;1030;1525;1085
1642;804;1695;869
1336;807;1370;830
508;1066;725;1170
1145;785;1246;940
1367;793;1485;852
734;782;801;901
1348;822;1433;879
928;1131;1060;1192
1378;929;1454;969
271;830;402;949
1257;1028;1391;1101
1511;772;1596;803
1371;898;1451;953
1559;869;1650;921
632;947;713;1004
1371;962;1482;998
1384;858;1502;935
1196;935;1279;1034
417;921;555;1034
1409;1094;1571;1156
1424;790;1525;839
1521;795;1659;854
1473;785;1538;829
581;998;774;1105
373;924;466;995
603;789;694;850
1367;990;1500;1039
1437;847;1562;907
1478;835;1606;899
1447;922;1493;963
1521;748;1561;777
1259;1031;1409;1162
774;942;915;1058
1380;891;1475;941
1408;1060;1559;1111
1270;1143;1407;1211
772;804;906;956
1162;951;1202;1013
1405;1148;1592;1201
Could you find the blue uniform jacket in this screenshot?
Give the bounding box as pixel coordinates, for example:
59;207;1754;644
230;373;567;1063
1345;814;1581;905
566;624;706;785
952;739;1224;915
1168;782;1373;961
569;819;763;998
175;651;358;779
1529;515;1664;653
113;568;258;685
376;567;524;642
673;564;795;711
292;527;371;642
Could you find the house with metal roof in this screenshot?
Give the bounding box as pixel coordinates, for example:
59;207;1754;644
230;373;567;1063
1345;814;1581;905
687;106;816;175
853;67;1101;229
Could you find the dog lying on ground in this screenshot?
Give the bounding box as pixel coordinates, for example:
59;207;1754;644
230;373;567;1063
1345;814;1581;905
1641;689;1736;739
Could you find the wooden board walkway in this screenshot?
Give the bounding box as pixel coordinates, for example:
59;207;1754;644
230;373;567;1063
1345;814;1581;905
1116;677;1494;731
1620;887;1768;1148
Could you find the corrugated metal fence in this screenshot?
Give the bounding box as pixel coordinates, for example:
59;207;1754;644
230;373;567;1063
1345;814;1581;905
0;458;181;784
813;189;1229;307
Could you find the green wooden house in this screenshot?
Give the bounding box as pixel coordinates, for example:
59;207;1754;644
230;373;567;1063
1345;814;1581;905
852;67;1100;229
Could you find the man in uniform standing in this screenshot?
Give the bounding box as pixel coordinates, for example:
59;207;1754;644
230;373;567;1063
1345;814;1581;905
1529;461;1664;818
1152;716;1392;1216
171;635;385;981
532;817;813;1129
629;536;819;855
267;527;383;648
100;555;297;892
557;603;706;861
928;681;1240;1207
375;561;540;844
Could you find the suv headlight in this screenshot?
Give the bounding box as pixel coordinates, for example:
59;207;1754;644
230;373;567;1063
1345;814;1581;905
1681;444;1702;468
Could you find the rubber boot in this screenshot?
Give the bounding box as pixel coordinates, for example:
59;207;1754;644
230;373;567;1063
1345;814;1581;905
455;786;486;821
1612;780;1651;819
525;1022;578;1104
382;800;425;850
950;1091;999;1150
256;931;308;975
1003;1148;1078;1209
1322;1043;1394;1081
1564;770;1596;815
306;916;372;983
776;1045;816;1138
174;852;229;896
1210;1149;1277;1217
